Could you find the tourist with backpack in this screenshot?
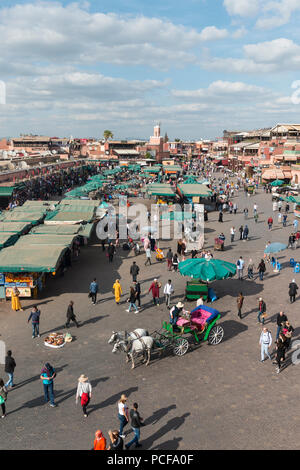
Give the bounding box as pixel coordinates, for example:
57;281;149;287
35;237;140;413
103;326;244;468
236;256;244;280
76;374;92;418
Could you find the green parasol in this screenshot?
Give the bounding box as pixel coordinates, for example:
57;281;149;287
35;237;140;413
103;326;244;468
179;258;236;282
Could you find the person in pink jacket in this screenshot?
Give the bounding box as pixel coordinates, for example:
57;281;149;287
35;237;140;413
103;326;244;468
143;236;150;251
148;279;161;306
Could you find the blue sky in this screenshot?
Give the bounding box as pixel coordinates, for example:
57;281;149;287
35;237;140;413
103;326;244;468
1;0;300;139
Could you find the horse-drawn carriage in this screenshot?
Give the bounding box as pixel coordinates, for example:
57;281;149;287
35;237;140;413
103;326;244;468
152;305;224;355
108;305;224;368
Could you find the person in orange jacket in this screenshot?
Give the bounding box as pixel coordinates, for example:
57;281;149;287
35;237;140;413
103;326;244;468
93;430;106;450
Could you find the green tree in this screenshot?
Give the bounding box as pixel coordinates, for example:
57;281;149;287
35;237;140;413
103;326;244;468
145;152;152;159
103;130;114;141
174;138;181;142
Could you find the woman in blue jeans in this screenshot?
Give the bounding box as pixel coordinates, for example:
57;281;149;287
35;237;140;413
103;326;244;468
118;394;129;438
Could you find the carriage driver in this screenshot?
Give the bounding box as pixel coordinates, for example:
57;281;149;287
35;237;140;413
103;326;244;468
170;302;184;327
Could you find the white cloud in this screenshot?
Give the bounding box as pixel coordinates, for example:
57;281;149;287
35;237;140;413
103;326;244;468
0;1;211;70
172;80;268;101
202;38;300;73
223;0;260;17
199;26;229;41
232;27;247;39
224;0;300;29
244;38;300;64
256;0;300;29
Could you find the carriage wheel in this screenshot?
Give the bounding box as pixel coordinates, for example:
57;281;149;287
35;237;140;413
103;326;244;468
173;338;189;356
208;325;224;345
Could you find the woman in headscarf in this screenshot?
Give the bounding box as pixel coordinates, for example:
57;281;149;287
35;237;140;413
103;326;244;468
11;287;23;312
113;279;123;305
76;374;92;418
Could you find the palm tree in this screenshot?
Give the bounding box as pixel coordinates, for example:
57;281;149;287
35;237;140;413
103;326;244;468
103;130;114;142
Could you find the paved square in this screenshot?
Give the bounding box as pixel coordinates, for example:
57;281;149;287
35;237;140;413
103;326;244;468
1;188;299;450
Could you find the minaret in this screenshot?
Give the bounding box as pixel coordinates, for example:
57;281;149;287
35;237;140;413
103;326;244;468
154;123;161;138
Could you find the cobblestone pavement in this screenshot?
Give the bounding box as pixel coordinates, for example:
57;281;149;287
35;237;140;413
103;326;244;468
1;187;300;450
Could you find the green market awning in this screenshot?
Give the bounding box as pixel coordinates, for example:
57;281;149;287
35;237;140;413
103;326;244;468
0;245;67;273
177;184;212;198
0;222;32;234
0;211;45;225
31;225;83;235
161;211;194;221
79;223;94;238
146;184;176;197
15;234;76;248
142;166;161;173
0;232;19;250
0;186;15;197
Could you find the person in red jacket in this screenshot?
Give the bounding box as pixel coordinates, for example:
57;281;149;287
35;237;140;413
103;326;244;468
148;279;161;306
267;217;273;230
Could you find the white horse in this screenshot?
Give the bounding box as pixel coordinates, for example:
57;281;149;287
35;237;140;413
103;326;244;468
112;336;154;369
108;329;149;344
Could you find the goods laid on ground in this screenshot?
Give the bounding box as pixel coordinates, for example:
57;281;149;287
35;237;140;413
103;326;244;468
44;332;66;348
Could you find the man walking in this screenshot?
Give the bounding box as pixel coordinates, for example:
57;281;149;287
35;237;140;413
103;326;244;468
134;281;141;308
288;279;298;303
239;225;244;240
166;248;173;271
28;305;41;338
237;292;244;319
108;242;115;262
130;261;140;282
163;280;174;308
5;350;16;389
236;256;244;280
125;403;144;449
230;227;235;243
276;311;288;340
259;327;272;362
144;247;151;266
257;297;267;324
66;301;79;328
89;278;98;305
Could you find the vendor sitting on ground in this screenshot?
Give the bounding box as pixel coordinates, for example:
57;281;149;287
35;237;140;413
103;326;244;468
169;302;184;327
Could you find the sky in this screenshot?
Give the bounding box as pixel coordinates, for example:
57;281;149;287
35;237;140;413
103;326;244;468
1;0;300;140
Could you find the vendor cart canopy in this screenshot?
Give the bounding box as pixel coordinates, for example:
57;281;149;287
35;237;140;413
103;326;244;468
0;186;15;197
146;183;176;197
15;234;77;248
0;245;67;272
0;222;32;234
177;184;212;198
0;232;19;250
0;211;45;224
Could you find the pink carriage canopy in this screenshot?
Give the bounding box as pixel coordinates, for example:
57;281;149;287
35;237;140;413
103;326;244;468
177;305;219;328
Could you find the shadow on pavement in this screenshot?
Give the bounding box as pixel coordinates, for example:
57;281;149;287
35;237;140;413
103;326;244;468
144;404;177;426
142;413;190;450
88;386;138;413
154;437;183;450
220;320;248;342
